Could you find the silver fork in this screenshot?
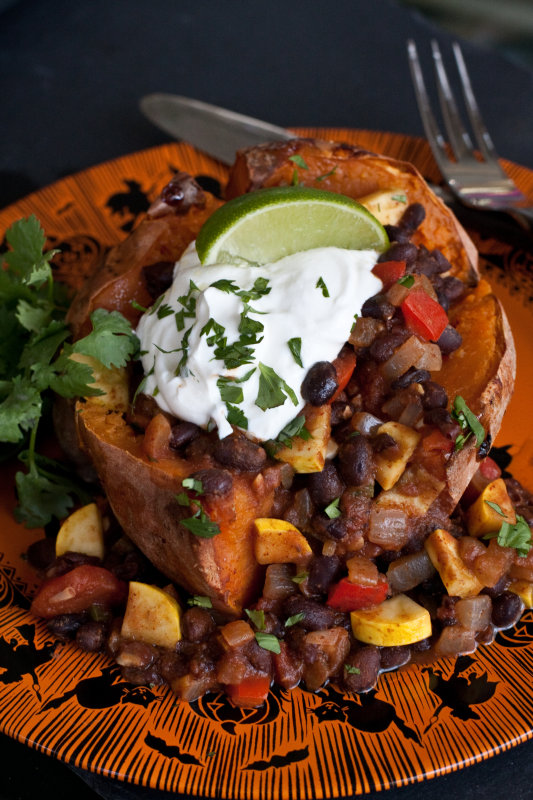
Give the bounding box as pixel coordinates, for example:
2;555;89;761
407;39;533;231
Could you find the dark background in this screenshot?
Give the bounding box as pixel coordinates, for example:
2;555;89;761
1;1;533;799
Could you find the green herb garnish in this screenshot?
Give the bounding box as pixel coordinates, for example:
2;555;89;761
391;194;407;203
451;395;486;451
324;497;342;519
187;595;213;608
285;613;305;628
289;154;309;170
255;632;281;654
181;506;220;539
292;572;309;584
182;477;204;495
316;276;330;298
398;274;415;288
344;664;361;675
288;337;303;368
245;608;266;630
256;363;298;411
483;500;532;557
271;415;312;449
0;216;139;527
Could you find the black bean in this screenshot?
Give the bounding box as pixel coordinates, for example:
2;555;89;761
169;421;201;450
391;367;431;390
424;407;462;440
46;552;102;579
330;400;354;426
306;555;343;595
142;261;175;300
421;380;448;410
190;468;233;497
283;596;345;631
437;325;462;355
369;329;410;363
116;641;155;669
107;550;148;582
182;607;216;642
213;435;267;471
438;275;465;305
378;242;418;265
371;432;400;455
27;537;56;571
342;646;381;692
338;435;374;486
47;614;87;640
384;224;411;244
400;202;426;233
477;434;492;461
76;621;107;652
312;512;353;541
159;652;188;682
411;247;441;277
430;248;452;274
160;172;206;211
491;591;523;629
379;645;411;671
301;362;338;406
361;294;395;321
307;462;345;507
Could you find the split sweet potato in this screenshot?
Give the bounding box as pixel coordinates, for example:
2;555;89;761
69;138;515;615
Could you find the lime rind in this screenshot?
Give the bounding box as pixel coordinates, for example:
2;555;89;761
196;186;389;266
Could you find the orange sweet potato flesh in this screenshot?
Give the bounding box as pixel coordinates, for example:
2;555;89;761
76;402;281;616
226;138;478;283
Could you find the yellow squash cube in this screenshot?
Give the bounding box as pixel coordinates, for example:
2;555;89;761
274;405;331;473
466;478;516;538
55;502;105;560
508;580;533;608
358;188;408;226
253;518;312;566
374;421;420;490
350;593;431;646
425;528;483;598
121;581;182;649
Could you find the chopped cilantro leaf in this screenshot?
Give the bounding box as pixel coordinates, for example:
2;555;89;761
486;500;504;516
187;595;213;608
226;404;248;429
288;337;303;367
316;276;330;298
272;415;311;449
292;572;308;584
182;477;204;495
451;396;485;451
391;194;407;203
398;274;414;288
289;154;309;170
484;514;532;558
245;608;266;630
315;167;337;182
256;363;298;411
217;379;244;405
344;664;361;674
285;613;305;627
324;497;341;519
181;506;220;538
255;632;281;654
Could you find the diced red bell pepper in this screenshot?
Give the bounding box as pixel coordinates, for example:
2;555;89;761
326;576;388;612
371;260;406;290
226;675;271;707
421;428;454;456
31;565;127;619
479;456;501;481
401;289;448;341
330;348;357;403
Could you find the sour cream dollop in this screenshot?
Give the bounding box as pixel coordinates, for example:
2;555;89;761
136;243;381;440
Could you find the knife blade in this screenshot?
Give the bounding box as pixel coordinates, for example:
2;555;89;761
139;93;533;249
139;94;292;165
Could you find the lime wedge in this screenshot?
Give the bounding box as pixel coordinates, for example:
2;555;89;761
196;186;389;265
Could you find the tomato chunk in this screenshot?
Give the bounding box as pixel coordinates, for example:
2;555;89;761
31;565;127;619
226;675;271;707
326;577;388;612
330;347;357;403
421;429;454;456
371;260;406;290
479;456;502;481
401;289;448;341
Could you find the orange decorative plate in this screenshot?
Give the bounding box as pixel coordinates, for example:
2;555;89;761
1;130;533;798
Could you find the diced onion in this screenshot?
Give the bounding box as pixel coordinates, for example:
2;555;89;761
221;620;255;648
398;398;424;427
349;317;385;348
322;540;337;557
434;625;477;657
413;342;442;371
262;564;296;602
386;282;410;307
368;507;410;550
387;550;436;593
346;555;379;586
381;336;426;381
351;411;383;435
455;595;492;631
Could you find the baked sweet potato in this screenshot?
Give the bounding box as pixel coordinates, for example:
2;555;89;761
71;138;515;616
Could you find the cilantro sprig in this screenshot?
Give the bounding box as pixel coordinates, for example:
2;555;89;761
483;500;532;557
0;216;139;527
451;396;486;452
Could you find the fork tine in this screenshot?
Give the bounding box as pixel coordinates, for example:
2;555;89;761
452;42;500;164
430;39;474;161
406;40;450;172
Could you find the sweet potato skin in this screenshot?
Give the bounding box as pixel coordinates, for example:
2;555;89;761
76;402;280;616
226;138;478;284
